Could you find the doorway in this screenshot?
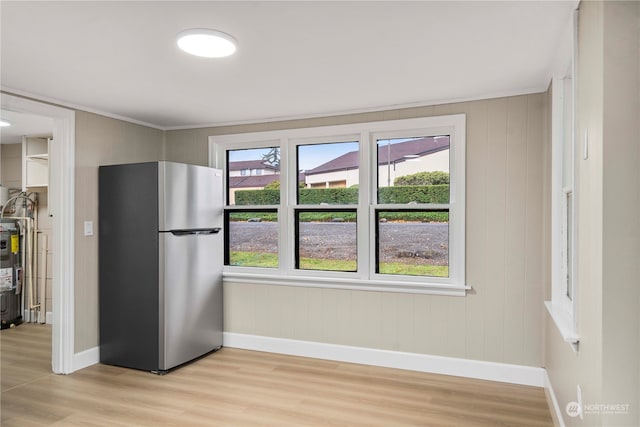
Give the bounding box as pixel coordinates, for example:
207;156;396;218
1;92;75;374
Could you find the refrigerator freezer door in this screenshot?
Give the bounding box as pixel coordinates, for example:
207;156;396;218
159;230;223;370
158;162;223;231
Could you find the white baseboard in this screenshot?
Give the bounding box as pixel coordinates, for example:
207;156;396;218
223;332;545;387
73;346;99;372
544;370;566;427
21;310;53;325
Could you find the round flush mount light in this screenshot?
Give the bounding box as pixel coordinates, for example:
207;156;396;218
176;28;237;58
0;119;10;127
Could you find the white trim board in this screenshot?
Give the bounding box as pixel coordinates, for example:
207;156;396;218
223;333;545;388
1;87;164;131
544;370;566;427
4;84;547;132
73;346;99;372
2;93;76;375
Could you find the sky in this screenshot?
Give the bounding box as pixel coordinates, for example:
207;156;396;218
227;137;435;171
228;142;358;171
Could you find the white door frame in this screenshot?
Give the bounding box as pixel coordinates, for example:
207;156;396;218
1;92;75;374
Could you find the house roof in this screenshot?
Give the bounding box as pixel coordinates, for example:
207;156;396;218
305;136;449;175
229;175;279;188
228;160;279;171
229;172;305;189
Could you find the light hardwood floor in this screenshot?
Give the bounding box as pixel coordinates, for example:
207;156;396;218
1;324;553;426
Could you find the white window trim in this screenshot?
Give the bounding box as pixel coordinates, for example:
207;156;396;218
545;9;579;348
211;115;467;296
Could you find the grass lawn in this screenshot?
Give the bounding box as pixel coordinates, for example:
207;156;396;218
298;258;357;272
378;262;448;277
229;251;278;268
229;251;448;277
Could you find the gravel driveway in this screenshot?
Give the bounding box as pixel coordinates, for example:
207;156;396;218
229;221;449;265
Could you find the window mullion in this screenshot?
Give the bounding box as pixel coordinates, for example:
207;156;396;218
281;137;294;275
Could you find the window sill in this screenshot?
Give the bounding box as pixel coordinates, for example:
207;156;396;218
223;271;469;296
544;301;579;347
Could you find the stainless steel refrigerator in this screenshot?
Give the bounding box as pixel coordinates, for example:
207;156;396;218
99;161;223;373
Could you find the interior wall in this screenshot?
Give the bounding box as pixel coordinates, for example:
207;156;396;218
74;111;163;352
545;2;605;425
544;2;640;426
1;143;22;190
601;1;640;425
166;92;548;367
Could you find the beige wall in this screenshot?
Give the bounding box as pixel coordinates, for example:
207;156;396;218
1;143;22;190
545;2;640;426
166;93;548;367
74;111;163;352
601;1;639;425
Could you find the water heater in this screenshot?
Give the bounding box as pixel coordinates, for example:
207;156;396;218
0;220;22;328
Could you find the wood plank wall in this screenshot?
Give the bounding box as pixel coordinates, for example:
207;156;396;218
166;92;548;367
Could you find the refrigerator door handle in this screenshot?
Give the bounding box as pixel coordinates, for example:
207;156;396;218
169;228;221;236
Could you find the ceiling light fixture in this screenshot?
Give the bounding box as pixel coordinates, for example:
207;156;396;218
0;119;10;127
176;28;237;58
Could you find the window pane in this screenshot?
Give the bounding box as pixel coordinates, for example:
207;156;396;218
296;211;357;272
377;210;449;277
298;141;359;205
227;147;280;206
227;211;278;268
377;136;450;204
565;192;573;300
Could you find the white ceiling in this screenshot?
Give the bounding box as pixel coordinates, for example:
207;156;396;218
1;1;577;131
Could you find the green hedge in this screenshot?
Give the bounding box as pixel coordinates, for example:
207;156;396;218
235;185;449;205
228;212;278;222
235;188;359;205
235;189;280;205
378;185;449;204
299;188;358;204
227;211;447;223
395;171;449;186
379;211;449;222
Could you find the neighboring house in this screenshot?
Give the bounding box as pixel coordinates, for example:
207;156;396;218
228;160;307;204
228;160;279;177
304;136;450;188
228;160;279;204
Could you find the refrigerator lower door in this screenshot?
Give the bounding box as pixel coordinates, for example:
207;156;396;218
159;230;223;370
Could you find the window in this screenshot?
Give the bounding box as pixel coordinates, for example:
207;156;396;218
376;210;449;277
295;141;359;272
375;135;450;277
225;210;278;268
212;115;466;294
298;141;359;203
545;9;579;347
295;209;357;272
225;147;280;269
